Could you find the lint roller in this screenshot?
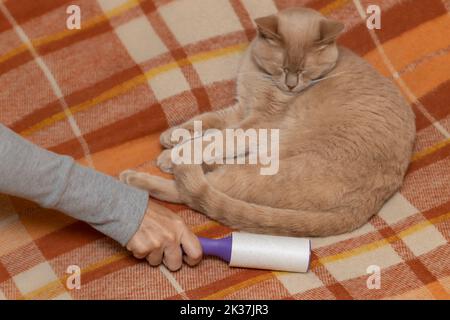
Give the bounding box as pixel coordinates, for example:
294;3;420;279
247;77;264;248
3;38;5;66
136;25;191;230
198;232;311;273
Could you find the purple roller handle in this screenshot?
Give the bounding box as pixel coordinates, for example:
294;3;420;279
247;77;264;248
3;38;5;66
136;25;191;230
198;236;233;263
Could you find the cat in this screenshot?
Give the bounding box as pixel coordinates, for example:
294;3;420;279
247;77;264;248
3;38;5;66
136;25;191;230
120;7;415;237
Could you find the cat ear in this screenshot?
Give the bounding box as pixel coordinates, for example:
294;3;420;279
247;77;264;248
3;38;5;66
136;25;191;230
318;19;345;44
255;15;280;40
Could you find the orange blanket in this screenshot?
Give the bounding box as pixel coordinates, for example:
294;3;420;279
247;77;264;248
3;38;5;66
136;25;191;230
0;0;449;299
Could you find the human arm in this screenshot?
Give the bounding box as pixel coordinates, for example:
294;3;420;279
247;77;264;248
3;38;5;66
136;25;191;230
0;124;202;269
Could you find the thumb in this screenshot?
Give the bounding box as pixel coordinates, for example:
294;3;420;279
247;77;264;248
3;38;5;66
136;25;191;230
180;230;203;266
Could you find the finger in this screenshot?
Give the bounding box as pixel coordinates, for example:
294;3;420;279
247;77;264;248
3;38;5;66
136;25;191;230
181;231;203;266
127;236;161;260
163;245;183;271
127;240;150;259
146;248;164;266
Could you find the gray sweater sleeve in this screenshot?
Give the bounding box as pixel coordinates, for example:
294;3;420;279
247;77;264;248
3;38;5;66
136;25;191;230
0;124;149;246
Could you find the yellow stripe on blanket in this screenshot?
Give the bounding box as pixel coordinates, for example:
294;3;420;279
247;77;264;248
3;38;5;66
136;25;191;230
20;252;129;300
0;0;145;65
364;14;450;76
0;0;349;66
412;138;450;162
20;43;247;137
313;211;450;267
20;210;450;300
202;273;275;300
320;0;350;15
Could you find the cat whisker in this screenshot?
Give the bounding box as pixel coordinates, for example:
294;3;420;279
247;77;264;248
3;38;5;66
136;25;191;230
237;73;275;84
311;71;348;83
237;71;272;78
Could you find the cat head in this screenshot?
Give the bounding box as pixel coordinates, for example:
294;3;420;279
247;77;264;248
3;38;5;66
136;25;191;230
251;7;344;94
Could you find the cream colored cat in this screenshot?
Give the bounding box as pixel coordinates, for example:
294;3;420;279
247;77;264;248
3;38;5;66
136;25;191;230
120;7;415;237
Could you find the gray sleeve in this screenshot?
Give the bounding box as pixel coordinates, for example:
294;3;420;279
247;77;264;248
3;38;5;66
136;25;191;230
0;124;149;246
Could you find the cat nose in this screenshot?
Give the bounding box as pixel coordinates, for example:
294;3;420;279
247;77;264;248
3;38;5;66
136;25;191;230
286;72;298;90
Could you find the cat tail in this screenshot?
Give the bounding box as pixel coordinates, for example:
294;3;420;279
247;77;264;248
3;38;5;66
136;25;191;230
174;164;369;237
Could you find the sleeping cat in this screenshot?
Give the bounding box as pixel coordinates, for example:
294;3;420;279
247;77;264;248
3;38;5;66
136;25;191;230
120;7;415;237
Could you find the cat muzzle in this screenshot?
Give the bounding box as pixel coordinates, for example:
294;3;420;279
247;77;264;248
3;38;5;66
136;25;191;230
285;72;299;90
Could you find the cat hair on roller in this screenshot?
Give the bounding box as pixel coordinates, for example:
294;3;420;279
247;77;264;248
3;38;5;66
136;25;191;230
198;232;311;273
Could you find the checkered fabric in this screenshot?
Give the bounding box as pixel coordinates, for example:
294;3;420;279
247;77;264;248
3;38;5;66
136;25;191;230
0;0;449;300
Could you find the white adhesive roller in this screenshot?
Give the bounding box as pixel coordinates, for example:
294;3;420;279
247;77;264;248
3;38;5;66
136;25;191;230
198;232;311;273
230;232;311;272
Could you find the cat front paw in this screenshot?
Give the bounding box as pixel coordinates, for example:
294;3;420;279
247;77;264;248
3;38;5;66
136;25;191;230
156;149;174;174
160;127;179;148
160;125;197;148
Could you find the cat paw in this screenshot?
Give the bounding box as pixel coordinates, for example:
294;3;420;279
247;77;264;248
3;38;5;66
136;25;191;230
119;169;137;185
156;149;174;174
160;126;197;148
160;127;178;148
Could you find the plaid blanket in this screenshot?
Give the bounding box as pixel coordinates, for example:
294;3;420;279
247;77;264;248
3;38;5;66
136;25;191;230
0;0;449;300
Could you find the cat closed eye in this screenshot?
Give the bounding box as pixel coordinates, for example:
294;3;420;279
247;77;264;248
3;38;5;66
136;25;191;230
261;35;281;46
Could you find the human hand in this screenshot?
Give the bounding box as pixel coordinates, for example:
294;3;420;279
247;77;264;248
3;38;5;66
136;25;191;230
126;201;202;271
